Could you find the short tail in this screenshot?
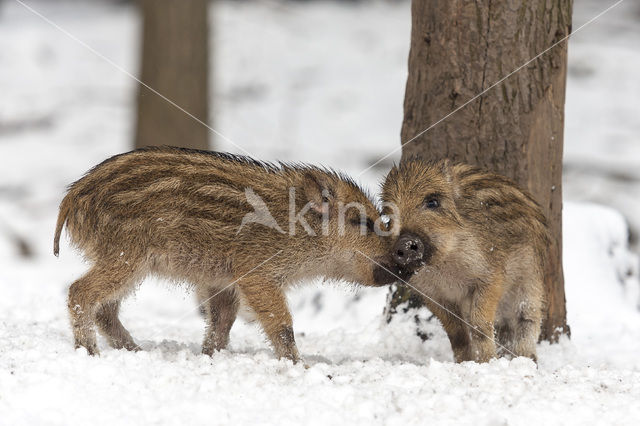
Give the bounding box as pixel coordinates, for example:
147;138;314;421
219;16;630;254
53;194;73;257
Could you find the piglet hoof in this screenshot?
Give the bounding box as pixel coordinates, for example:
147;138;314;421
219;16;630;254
202;343;226;357
290;357;309;369
278;351;302;366
123;342;141;352
75;343;100;356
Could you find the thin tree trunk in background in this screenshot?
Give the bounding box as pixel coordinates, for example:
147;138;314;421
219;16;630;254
135;0;210;150
388;0;572;342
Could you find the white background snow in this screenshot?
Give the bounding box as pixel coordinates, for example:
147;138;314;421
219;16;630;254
1;0;640;424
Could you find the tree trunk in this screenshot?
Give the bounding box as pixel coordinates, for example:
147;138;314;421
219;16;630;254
388;0;572;342
135;0;210;150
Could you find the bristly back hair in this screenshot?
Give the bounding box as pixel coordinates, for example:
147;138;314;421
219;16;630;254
69;145;371;198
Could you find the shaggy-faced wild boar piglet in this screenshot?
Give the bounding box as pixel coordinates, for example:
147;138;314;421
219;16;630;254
382;160;549;363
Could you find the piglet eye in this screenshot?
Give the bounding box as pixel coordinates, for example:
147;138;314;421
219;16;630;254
322;196;330;203
349;217;375;233
366;218;375;233
424;198;440;209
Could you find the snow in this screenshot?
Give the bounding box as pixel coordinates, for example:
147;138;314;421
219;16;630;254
1;0;640;424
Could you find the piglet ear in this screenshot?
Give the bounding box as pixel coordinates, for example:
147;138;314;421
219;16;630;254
302;171;334;216
441;159;453;183
441;159;462;199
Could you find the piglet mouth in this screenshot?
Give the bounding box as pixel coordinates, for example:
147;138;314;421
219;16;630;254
371;262;418;286
397;264;419;282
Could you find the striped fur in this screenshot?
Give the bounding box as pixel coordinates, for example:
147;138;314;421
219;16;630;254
382;160;549;363
55;146;398;361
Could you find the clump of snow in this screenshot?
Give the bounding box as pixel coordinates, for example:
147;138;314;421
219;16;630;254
565;203;639;310
561;203;640;371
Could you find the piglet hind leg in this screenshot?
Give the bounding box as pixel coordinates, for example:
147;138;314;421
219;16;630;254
95;300;138;351
499;301;542;362
237;276;300;363
68;263;137;355
512;316;540;362
198;287;239;356
496;274;543;362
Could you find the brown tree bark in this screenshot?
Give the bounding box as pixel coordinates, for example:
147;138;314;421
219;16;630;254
388;0;572;342
135;0;210;150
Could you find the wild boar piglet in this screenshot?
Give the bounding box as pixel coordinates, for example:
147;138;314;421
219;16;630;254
383;160;549;362
54;146;401;362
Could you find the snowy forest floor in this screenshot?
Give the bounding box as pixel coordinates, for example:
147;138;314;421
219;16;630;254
1;0;640;425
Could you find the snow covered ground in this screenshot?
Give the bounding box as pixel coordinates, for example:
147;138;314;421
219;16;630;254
1;0;640;424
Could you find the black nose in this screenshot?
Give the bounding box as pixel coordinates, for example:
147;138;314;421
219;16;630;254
392;233;425;266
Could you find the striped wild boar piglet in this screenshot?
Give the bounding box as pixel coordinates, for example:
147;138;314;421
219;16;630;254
54;146;401;362
382;160;549;363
